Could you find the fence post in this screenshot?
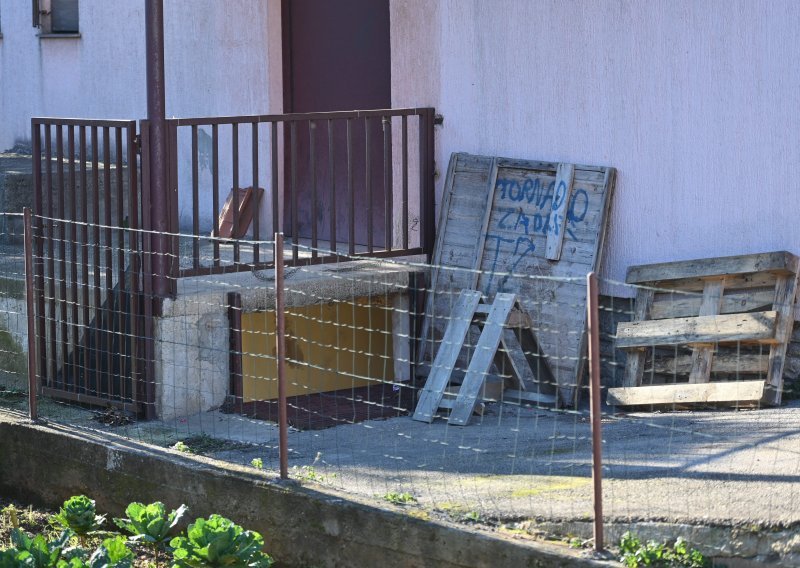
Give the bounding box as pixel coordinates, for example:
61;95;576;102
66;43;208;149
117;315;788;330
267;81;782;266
23;208;38;421
587;271;604;551
275;233;289;480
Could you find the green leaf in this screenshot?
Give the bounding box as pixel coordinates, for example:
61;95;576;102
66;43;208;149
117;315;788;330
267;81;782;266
88;536;133;568
53;497;105;537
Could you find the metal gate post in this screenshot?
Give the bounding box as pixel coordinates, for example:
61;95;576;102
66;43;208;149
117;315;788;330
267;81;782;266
23;208;38;421
275;233;289;479
587;271;604;551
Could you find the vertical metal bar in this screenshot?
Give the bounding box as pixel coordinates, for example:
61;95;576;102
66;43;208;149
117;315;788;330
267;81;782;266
365;117;373;254
587;271;604;552
56;125;68;389
68;126;79;392
44;125;56;386
419;110;435;260
252;121;260;263
139;121;156;418
92;126;101;392
168;122;179;297
383;116;393;251
32;122;47;393
79;126;89;395
347;119;354;255
212;124;220;267
145;0;170;299
24;208;38;421
275;232;288;479
127;123;140;409
401;115;409;250
103;127;113;399
115;127;127;400
309;120;317;259
228;292;243;412
232;123;240;265
327;119;336;253
191;125;199;269
290;122;298;262
270;122;279;236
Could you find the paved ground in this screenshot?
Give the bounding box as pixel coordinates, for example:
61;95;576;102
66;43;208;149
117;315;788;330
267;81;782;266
27;396;800;528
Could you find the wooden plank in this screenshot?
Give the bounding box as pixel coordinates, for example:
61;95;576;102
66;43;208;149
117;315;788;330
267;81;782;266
503;389;558;405
688;279;725;384
622;288;654;387
762;272;800;405
647;352;769;375
626;251;798;284
607;380;765;406
650;287;775;319
615;311;778;349
646;272;777;293
496;328;531;390
469;158;500;289
413;290;482;422
544;163;575;261
448;293;516;425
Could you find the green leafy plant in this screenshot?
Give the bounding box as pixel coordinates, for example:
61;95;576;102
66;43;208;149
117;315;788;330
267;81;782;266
86;536;134;568
250;458;263;470
619;532;711;568
172;442;190;453
113;501;187;545
9;526;72;567
382;492;417;506
53;496;105;543
170;515;273;567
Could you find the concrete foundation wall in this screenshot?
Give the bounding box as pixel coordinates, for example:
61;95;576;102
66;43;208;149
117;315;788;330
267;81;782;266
0;413;607;568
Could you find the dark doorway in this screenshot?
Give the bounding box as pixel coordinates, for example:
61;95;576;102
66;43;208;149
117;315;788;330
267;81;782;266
282;0;391;248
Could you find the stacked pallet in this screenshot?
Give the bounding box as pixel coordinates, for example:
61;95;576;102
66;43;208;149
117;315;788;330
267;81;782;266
607;252;800;407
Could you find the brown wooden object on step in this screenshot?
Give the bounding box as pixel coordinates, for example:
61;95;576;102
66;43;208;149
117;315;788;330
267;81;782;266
213;187;265;239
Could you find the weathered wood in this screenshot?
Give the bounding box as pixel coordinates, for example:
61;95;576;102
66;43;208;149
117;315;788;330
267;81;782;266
622;288;655;387
762;272;800;405
449;293;516;425
544;163;574;261
413;290;482;423
649;287;775;319
503;389;558;405
626;252;799;285
688;279;725;384
646;272;778;293
607;380;765;406
647;352;769;375
615;311;778;349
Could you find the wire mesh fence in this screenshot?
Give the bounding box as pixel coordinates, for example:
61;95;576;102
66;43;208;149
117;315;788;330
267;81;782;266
2;211;800;558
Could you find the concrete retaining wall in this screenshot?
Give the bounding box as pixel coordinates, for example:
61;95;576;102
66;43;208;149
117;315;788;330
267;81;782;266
0;413;609;568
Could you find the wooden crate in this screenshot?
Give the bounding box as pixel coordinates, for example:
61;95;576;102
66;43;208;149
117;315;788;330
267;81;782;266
608;251;800;407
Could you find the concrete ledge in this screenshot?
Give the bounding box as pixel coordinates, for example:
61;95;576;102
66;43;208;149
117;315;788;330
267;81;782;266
0;412;609;568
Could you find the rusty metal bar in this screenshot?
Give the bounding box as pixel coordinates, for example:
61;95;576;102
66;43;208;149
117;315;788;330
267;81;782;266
309;120;317;259
103;127;114;399
228;292;243;412
24;208;38;421
270;122;279;235
170;107;432;127
167;121;180;298
346;118;354;256
587;271;604;552
79;126;89;395
56;125;68;389
44;125;55;387
191;125;199;270
365;117;373;254
115;127;127;400
139;121;157;419
327;119;336;253
419;110;436;260
252;122;260;263
401;115;408;250
68;126;79;391
232;123;240;265
212;124;220;267
127;124;141;409
383;115;393;251
275;232;288;480
290;122;298;262
91;126;101;391
31;122;47;395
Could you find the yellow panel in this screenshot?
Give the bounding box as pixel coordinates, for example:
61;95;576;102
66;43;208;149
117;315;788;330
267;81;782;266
241;296;393;401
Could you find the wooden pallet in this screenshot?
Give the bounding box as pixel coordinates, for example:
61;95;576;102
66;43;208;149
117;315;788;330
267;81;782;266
608;251;800;407
413;291;556;425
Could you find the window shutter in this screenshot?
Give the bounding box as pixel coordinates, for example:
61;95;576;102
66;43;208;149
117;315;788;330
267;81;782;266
51;0;79;33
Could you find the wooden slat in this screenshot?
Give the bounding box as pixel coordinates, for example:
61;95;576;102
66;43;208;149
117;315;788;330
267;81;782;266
626;251;798;284
688;279;725;384
496;328;532;390
647;352;769;375
449;293;516;425
616;311;778;349
413;290;482;423
503;389;558;405
762;272;800;405
650;287;775;319
469;158;500;289
622;288;654;387
646;272;777;293
544;163;575;260
607;380;765;406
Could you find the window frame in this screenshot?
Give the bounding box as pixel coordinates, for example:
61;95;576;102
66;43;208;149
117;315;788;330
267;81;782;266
34;0;81;38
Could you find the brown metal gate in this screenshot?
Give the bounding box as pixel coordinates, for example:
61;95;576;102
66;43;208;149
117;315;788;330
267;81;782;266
30;118;154;416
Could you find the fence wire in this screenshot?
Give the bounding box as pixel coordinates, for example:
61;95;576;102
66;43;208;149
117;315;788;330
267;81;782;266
1;211;799;560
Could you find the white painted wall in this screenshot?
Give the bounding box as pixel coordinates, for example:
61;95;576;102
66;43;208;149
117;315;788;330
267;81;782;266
428;0;800;295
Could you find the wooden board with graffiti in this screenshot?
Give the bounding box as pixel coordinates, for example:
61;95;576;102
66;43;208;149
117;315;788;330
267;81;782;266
417;152;616;406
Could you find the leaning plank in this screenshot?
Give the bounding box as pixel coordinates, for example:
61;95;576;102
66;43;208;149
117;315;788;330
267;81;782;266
544;163;575;261
413;290;482;423
763;272;800;405
647;353;769;375
615;311;778;349
448;293;516;426
626;252;798;284
607;380;765;406
688;279;725;384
